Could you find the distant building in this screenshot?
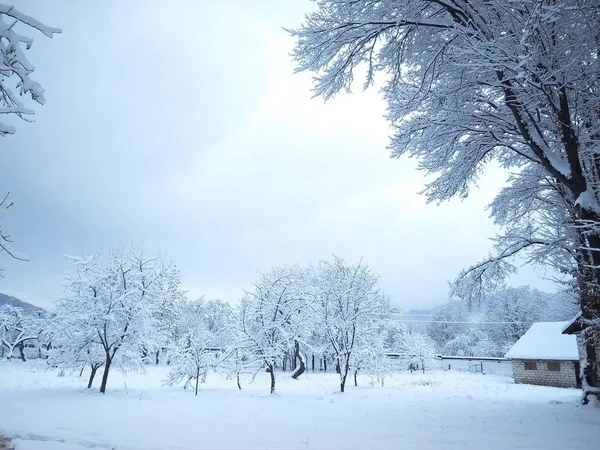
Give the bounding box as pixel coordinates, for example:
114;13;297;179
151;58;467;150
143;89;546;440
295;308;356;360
505;322;580;388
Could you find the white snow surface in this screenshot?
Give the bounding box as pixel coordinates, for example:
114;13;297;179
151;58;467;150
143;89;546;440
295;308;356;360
505;321;578;360
1;361;599;450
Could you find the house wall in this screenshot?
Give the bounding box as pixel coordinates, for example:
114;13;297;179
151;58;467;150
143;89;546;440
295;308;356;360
512;359;578;388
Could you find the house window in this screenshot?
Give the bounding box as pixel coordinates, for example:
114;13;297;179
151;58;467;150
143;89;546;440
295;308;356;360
547;362;561;372
524;361;537;371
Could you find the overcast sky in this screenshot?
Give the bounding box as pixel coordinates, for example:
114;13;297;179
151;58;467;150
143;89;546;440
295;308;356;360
0;0;558;310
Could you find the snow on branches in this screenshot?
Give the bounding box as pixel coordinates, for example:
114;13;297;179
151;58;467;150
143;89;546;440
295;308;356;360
310;256;385;392
290;0;600;396
0;304;43;361
51;245;184;393
0;4;61;136
232;265;310;394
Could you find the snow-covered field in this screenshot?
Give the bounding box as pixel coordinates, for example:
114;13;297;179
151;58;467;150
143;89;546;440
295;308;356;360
1;361;599;450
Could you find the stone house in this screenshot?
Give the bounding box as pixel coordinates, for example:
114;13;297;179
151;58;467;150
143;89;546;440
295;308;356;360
505;321;580;388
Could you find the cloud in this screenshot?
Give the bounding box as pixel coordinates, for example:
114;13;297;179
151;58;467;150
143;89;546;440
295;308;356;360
0;0;559;310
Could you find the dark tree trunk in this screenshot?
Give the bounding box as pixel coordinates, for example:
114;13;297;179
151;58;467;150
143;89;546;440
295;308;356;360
291;341;306;380
87;365;99;389
323;356;327;372
99;353;112;394
195;368;200;396
79;365;85;377
335;359;340;374
282;352;287;371
155;350;160;365
576;255;600;404
312;354;315;372
354;369;358;387
18;342;26;362
267;365;276;394
340;355;350;393
237;372;241;390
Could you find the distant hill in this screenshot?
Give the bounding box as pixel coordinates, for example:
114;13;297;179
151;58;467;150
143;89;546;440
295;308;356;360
0;293;45;313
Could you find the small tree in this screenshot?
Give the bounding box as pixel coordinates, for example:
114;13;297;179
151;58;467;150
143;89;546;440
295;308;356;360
400;333;436;373
312;256;382;392
166;329;213;396
233;266;309;394
59;245;179;393
0;304;42;361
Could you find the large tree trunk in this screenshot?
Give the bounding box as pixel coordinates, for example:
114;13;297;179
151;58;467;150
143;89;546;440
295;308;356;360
99;353;112;394
354;369;358;387
576;225;600;404
291;341;306;379
87;364;99;389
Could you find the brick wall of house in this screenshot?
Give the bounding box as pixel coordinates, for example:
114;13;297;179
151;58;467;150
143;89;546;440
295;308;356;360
512;359;578;388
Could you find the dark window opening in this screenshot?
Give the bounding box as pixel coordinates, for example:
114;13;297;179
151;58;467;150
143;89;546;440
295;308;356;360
547;362;560;372
524;361;537;371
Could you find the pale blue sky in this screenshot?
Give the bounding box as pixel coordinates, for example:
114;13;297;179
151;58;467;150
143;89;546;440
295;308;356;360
0;0;558;309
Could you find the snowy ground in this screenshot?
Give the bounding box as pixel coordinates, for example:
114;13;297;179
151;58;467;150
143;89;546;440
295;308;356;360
1;361;599;450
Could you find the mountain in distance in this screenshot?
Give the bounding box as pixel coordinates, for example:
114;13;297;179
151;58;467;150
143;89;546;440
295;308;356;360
0;292;45;313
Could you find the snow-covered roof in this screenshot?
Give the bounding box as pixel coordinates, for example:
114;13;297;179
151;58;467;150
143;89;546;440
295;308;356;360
561;311;583;335
504;321;578;361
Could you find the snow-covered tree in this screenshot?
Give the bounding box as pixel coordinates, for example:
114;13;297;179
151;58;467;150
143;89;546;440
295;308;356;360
0;304;42;361
0;5;60;274
57;246;181;393
427;301;469;351
352;322;391;387
151;260;186;364
442;327;497;358
290;0;600;400
541;290;580;322
166;328;214;396
399;332;437;373
311;256;383;392
46;315;105;388
484;286;547;353
233;265;310;393
0;4;61;136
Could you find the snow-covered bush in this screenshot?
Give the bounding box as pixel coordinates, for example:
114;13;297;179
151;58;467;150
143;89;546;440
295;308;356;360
442;328;497;358
399;333;436;373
